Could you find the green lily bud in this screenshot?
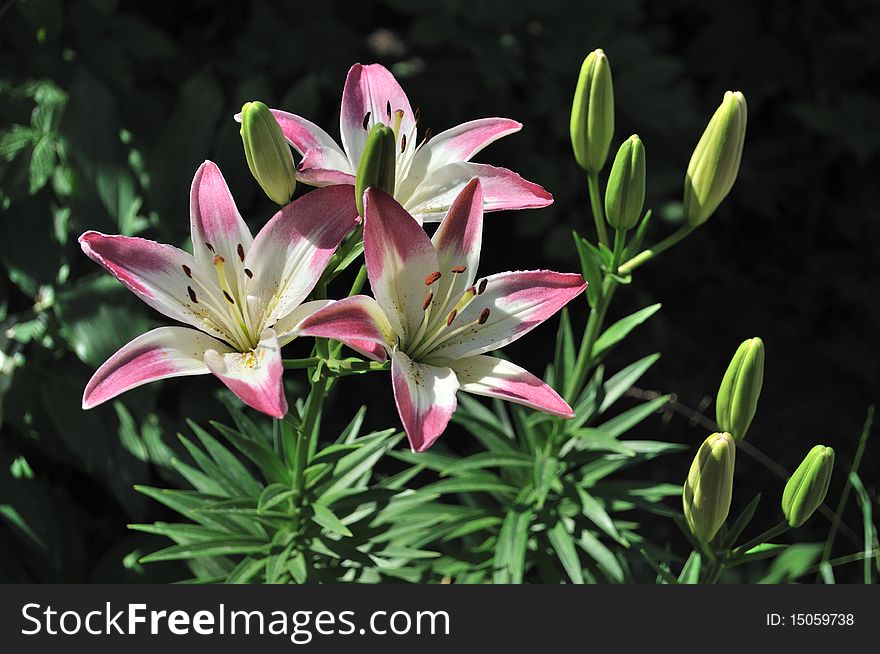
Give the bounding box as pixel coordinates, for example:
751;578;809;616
570;48;614;173
716;337;764;441
240;101;296;206
683;90;747;227
355;123;396;215
782;445;834;528
605;134;646;230
683;432;736;544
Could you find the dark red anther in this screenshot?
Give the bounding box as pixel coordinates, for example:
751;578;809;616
478;308;491;325
237;243;245;261
244;268;254;279
446;309;457;326
205;242;215;253
423;128;433;143
422;291;433;310
187;286;198;303
223;290;235;304
182;264;192;278
451;265;466;274
414;107;421;125
401;134;407;152
363;111;371;130
478;279;488;295
424;271;441;285
386;100;391;120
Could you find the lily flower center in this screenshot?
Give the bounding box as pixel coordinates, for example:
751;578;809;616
406;267;491;361
182;241;260;352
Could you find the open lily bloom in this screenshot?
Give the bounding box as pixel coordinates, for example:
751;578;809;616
241;63;553;223
295;180;586;451
80;161;358;418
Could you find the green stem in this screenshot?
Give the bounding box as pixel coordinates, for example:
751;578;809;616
618;224;694;274
730;520;790;558
586;171;609;247
564;276;617;403
282;357;321;370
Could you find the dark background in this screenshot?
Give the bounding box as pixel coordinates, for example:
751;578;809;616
1;0;878;582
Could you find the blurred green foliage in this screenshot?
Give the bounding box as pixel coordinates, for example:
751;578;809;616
1;0;878;581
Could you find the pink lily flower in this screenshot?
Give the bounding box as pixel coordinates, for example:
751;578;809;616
79;161;358;418
242;63;553;223
295;180;586;451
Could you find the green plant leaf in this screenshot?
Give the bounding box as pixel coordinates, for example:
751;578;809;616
592;304;661;359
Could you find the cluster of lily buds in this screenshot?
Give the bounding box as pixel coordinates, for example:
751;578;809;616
716;336;765;441
782;445;835;527
683;432;736;544
240;101;297;205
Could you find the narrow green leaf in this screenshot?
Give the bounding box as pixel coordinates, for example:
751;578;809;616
595;395;669;439
548;520;584;583
310;502;353;537
678;551;701;584
140;539;270;563
578;529;624;582
600;353;660;413
592;303;661;359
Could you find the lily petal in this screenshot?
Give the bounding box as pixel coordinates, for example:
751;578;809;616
273;299;334;345
396;118;521;200
363;189;439;344
267;109;354;186
340;63;415;169
204;329;287;418
293;295;395;361
246;185;358;328
190;161;253;274
445;355;574;418
79;231;228;341
391;349;459;453
404;162;553;223
83;326;229;409
428;270;587;360
430;178;483;311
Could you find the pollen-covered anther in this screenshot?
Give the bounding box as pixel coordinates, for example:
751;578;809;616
424;271;441;285
213;254;225;266
237;243;245;261
181;264;192;278
477;279;488;295
362;111;371;130
187;286;198;303
422;291;433;310
451;265;466;274
446;309;457;326
478;308;491;325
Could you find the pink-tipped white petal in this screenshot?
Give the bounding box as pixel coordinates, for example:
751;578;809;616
340;63;415;169
363;189;439;343
404;162;553;223
430;179;483;309
396;118;522;200
78;231;228;340
82;326;228;409
264;109;354;186
391;349;459;453
272;299;335;345
246;185;358;328
445;355;574;418
190;161;253;273
292;295;395;361
204;329;287;418
429;270;587;360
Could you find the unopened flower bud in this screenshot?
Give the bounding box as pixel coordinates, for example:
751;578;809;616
240;101;296;205
716;337;764;441
782;445;834;528
355;123;396;215
683;90;747;226
605;135;646;230
683;432;736;544
570;49;614;173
